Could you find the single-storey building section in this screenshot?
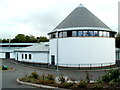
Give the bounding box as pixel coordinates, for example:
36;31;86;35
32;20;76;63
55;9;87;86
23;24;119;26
0;43;37;59
14;42;49;64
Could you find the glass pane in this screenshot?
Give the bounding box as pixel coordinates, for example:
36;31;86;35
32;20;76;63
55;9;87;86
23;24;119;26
106;32;109;37
59;32;63;37
83;31;89;36
94;31;99;36
78;31;83;36
89;31;94;36
103;31;106;37
63;32;67;37
99;31;103;36
72;31;77;36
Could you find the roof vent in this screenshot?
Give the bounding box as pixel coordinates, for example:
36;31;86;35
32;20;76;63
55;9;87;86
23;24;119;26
77;4;84;8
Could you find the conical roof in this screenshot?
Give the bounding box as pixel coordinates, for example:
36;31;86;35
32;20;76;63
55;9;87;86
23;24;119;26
50;4;113;33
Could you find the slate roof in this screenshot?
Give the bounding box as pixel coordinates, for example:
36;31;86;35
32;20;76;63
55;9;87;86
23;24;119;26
14;42;49;52
49;4;114;33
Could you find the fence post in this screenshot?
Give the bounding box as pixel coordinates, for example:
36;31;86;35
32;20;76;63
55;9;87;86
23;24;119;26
101;64;102;69
78;64;80;70
90;64;92;70
33;62;34;66
110;63;111;69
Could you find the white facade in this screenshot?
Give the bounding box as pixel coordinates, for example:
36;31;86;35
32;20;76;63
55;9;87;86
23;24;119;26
15;51;49;63
14;43;49;64
49;37;115;67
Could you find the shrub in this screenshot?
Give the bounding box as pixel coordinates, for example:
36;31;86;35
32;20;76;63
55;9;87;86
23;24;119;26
102;69;120;83
59;83;74;88
31;72;39;79
77;81;87;88
93;83;103;89
85;71;90;83
109;80;118;87
46;74;55;80
58;75;66;84
40;74;46;80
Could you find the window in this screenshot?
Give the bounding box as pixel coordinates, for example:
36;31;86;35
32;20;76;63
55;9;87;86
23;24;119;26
78;31;83;36
106;32;109;37
83;31;89;36
22;54;24;59
94;31;99;36
25;54;27;59
67;31;72;37
63;32;67;37
29;54;32;59
103;31;106;37
110;32;115;37
99;31;103;36
59;32;63;37
72;31;77;36
89;31;94;36
51;33;56;38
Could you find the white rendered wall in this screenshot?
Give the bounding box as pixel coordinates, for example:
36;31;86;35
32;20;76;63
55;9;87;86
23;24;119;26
0;53;5;58
10;52;15;58
15;52;49;63
50;37;115;67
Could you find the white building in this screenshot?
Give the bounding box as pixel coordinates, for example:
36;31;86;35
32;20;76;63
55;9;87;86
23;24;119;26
14;43;49;64
0;43;37;59
48;4;116;67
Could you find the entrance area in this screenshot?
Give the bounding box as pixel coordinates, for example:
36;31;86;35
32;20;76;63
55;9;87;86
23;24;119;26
5;52;10;59
51;55;55;65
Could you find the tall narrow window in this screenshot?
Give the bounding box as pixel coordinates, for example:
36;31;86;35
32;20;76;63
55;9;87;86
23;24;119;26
103;31;106;37
22;54;24;59
59;32;63;37
29;54;31;59
106;32;109;37
99;31;103;36
25;54;27;59
72;31;77;36
94;31;99;36
89;31;94;36
63;32;67;37
78;31;83;36
67;31;72;37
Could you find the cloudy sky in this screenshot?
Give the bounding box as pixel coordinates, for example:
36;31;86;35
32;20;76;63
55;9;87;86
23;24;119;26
0;0;119;39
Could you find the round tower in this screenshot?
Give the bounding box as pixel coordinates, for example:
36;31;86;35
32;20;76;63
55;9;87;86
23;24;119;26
48;4;116;67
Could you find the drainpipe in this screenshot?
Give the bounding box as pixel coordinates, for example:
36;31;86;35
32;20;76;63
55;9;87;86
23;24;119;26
56;31;59;71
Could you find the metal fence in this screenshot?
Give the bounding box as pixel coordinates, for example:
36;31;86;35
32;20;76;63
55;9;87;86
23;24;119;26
14;60;117;70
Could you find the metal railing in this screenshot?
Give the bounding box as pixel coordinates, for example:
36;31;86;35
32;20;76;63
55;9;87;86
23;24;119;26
14;60;117;70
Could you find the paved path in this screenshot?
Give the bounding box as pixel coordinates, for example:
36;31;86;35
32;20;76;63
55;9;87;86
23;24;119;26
2;59;106;88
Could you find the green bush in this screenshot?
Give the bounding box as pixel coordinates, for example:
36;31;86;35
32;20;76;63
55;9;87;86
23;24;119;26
31;72;39;79
93;83;103;89
77;81;87;88
102;69;120;83
46;74;55;80
58;75;66;84
109;80;118;87
59;83;74;88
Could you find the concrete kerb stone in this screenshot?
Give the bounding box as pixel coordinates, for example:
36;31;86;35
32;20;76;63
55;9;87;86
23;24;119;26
17;78;58;89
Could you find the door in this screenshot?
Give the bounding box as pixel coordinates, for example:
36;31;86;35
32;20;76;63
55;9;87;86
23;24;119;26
17;53;18;61
5;52;10;59
51;55;55;65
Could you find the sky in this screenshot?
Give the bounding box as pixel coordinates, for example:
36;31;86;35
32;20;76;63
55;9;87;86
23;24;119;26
0;0;119;39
